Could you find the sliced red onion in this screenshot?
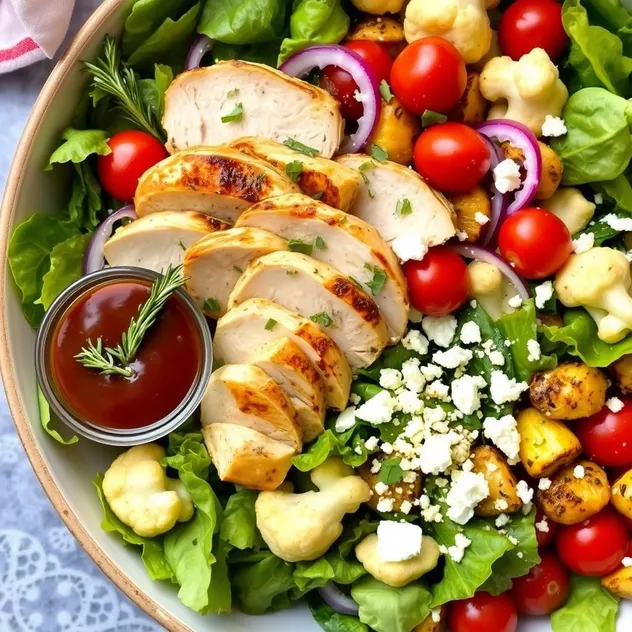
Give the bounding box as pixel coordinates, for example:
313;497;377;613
450;244;530;301
317;583;359;616
477;120;541;215
83;205;137;274
185;35;213;70
480;137;509;247
280;45;381;154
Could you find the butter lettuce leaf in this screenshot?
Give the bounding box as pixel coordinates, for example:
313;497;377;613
220;489;263;550
37;387;78;445
308;594;369;632
46;128;110;169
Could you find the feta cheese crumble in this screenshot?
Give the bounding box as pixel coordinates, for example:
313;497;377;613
376;521;423;562
392;234;428;263
335;407;356;433
622;557;632;568
541;115;567;137
451;375;486;415
538;478;552;491
483;415;521;460
490;371;529;405
355;390;397;425
602;214;632;232
527;339;541;362
516;480;534;505
379;368;403;390
447;533;472;563
446;471;490;525
607;397;625;413
433;346;473;369
422;315;458;348
402;330;430;355
574;464;585;479
460;321;482;345
507;295;523;309
418;433;457;475
475;212;490;226
401;357;425;393
573;232;594;254
534;281;554;309
493;159;522;194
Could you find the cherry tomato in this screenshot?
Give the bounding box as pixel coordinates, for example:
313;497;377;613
575;399;632;468
390;37;467;114
413;123;491;193
499;0;568;61
535;507;559;547
97;130;168;202
511;551;570;615
498;208;572;279
449;592;518;632
556;509;628;576
403;246;469;316
321;41;393;120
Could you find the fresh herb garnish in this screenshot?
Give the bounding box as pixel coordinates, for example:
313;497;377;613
285;160;304;183
283;137;319;157
349;276;363;289
178;240;186;251
379;458;403;485
396;198;413;216
312;191;324;200
288;238;313;255
74;339;134;378
85;35;164;141
310;312;333;327
421;110;448;128
364;263;387;296
227;88;240;97
379;80;393;103
315;236;326;250
286;270;298;276
203;297;220;313
358;161;376;198
221;102;244;123
265;318;277;331
233;265;243;274
370;144;388;163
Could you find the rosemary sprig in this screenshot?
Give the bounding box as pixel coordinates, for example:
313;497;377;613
74;266;185;377
84;35;165;141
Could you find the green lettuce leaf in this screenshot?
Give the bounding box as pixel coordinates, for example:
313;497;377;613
351;577;432;632
356;345;421;382
551;574;619;632
308;593;369;632
293;423;369;471
37;387;78;445
220;489;263;550
139;64;174;120
46;128;110;169
293;551;366;596
579;0;632;55
593;172;632;212
213;41;281;66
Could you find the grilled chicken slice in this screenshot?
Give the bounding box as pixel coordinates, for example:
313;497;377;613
103;211;228;273
135;147;299;224
214;298;351;410
201;364;302;450
184;227;287;318
163;61;344;158
237;193;409;343
231;137;361;211
335;154;456;262
202;424;294;491
228;251;389;368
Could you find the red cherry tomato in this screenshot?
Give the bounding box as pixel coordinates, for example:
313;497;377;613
390;37;467;114
413;122;491;193
511;551;570;615
449;592;518;632
575;399;632;468
403;246;469;316
321;41;393;121
535;506;559;547
97;130;168;202
498;208;572;279
499;0;568;61
556;509;628;576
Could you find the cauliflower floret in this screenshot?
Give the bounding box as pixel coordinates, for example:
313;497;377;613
555;247;632;343
102;444;194;537
546;187;596;236
480;48;569;137
255;458;371;562
467;261;519;320
351;0;406;15
404;0;492;64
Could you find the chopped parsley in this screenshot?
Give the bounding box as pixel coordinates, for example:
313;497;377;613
310;312;333;327
265;318;277;331
288;238;313;255
358;161;376;199
396;198;413;216
286;270;298;276
283;137;319;157
379;80;393;103
227;88;240;97
379;458;403;485
315;236;326;250
364;263;387;296
221;102;244;123
421;110;448;128
285;160;304;183
178;240;186;251
312;191;324;200
203;298;220;313
370;143;388;163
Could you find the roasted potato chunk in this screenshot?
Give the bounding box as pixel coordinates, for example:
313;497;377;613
602;566;632;599
448;72;488;125
537;460;610;525
471;446;522;516
368;96;421;165
448;186;491;243
346;15;405;57
611;469;632;519
530;362;608;420
610;355;632;395
358;455;422;512
412;606;447;632
517;408;582;478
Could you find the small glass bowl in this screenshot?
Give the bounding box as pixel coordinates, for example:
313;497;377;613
35;267;212;446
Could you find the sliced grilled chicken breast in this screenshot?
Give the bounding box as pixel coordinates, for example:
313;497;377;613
214;298;351;410
335;154;456;262
201;364;302;450
228;251;389;368
103;211;228;273
202;424;294;491
237;193;409;343
163;61;344;158
135;146;299;224
231;137;361;211
184;227;287;318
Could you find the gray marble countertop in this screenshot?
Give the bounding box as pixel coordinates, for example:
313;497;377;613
0;2;163;630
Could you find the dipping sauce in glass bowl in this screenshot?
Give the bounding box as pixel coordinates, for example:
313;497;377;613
36;267;212;445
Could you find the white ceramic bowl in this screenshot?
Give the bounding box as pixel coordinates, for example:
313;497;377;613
0;1;627;630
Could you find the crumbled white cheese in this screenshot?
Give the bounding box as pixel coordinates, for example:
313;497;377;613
574;464;585;479
418;432;459;475
364;435;379;451
401;357;425;394
535;517;550;533
460;321;482;345
392;234;428;263
456;230;469;241
538;478;552;491
422;315;458;348
374;481;390;496
495;514;511;528
541;115;567;137
355;390;397;425
483;414;521;460
377;521;423;562
493;158;522;194
602;213;632;232
594;193;603;205
433;346;473;369
475;212;490;226
335;407;357;433
420;363;443;381
527;339;541;362
446;471;490;525
508;295;523;309
489;351;506;366
376;497;395;512
402;329;430;356
452;375;487;415
350;393;361;405
431;608;442;623
572;232;594;254
622;557;632;568
490;371;529;405
534;281;554;309
379;368;403;391
495;498;509;512
423;406;447;425
397;389;425;414
400;500;413;514
447;532;472;563
426;380;450;401
516;480;534;505
607;397;625;413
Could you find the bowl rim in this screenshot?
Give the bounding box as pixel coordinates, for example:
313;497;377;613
0;1;190;630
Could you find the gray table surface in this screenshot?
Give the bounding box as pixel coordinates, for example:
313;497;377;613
0;2;164;630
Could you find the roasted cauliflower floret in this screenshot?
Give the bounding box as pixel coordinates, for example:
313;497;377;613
480;48;569;137
255;458;371;562
546;187;596;235
471;446;522;516
351;0;407;15
467;261;517;320
102;445;194;537
555;247;632;343
403;0;492;64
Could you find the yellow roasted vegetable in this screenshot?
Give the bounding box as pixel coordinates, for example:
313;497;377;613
358;456;421;512
537;460;610;525
610;355;632;395
449;72;488;125
602;566;632;599
471;446;522;516
368;96;421;165
346;15;406;57
529;362;608;420
611;469;632;520
448;186;491;243
517;408;582;478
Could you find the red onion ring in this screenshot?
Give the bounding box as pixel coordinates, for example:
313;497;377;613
317;583;359;616
279;45;381;154
480;137;509;247
477;120;541;215
83;205;137;274
450;244;530;301
185;35;213;70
